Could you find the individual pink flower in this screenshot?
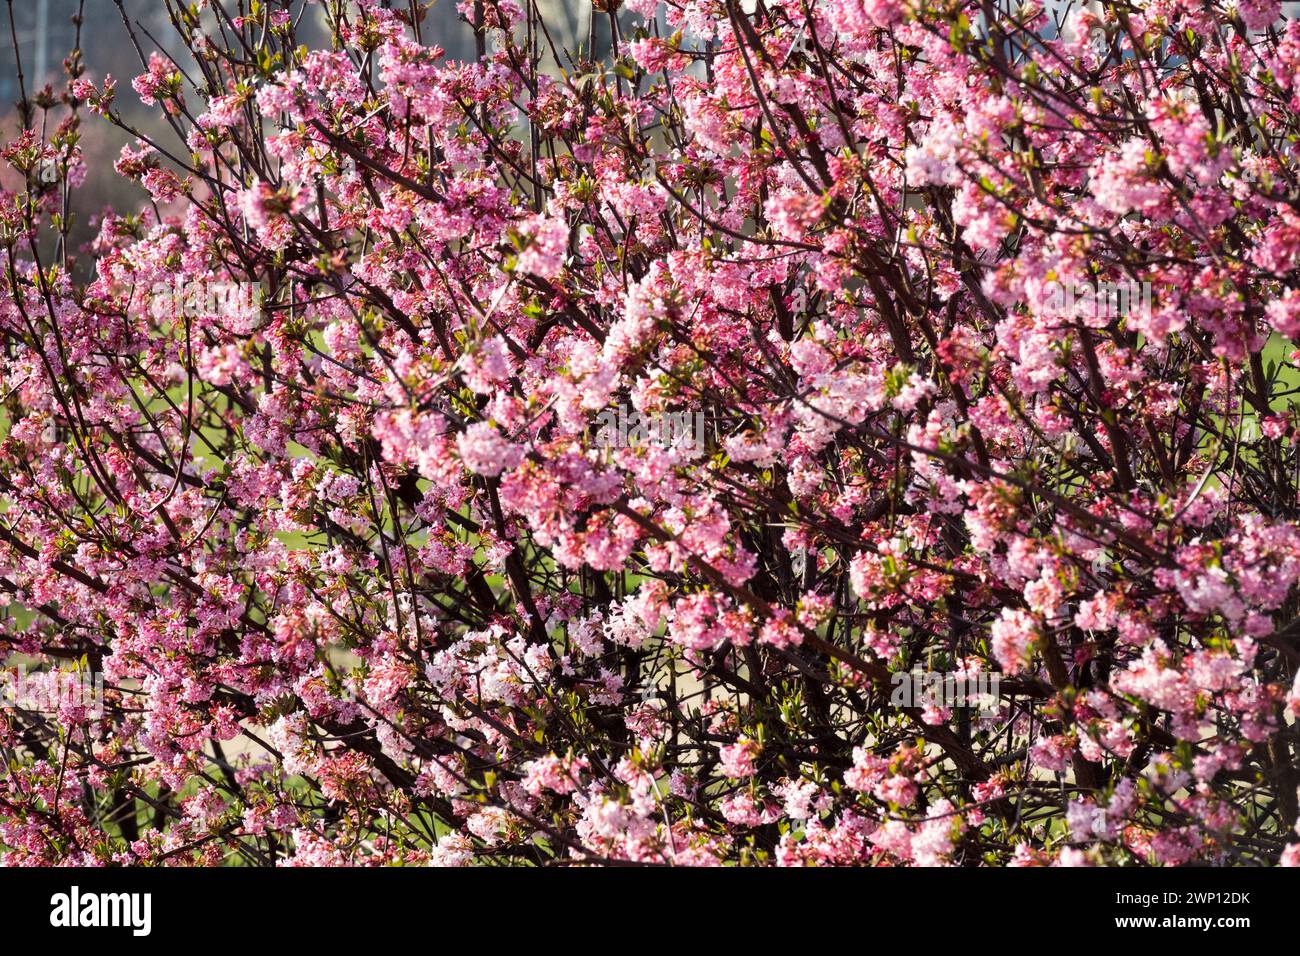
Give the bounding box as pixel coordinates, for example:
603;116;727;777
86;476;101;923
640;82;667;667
718;738;760;779
516;213;569;278
990;608;1041;673
455;421;523;477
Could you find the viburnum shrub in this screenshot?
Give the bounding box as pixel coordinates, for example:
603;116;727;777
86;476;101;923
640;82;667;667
4;0;1300;867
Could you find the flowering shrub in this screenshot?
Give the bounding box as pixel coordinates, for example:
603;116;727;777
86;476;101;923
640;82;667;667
2;0;1300;867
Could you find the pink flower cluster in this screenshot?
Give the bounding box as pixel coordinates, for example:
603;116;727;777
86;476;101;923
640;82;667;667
0;0;1299;868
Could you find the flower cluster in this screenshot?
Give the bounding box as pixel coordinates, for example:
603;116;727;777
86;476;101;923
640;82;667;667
1;0;1300;867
